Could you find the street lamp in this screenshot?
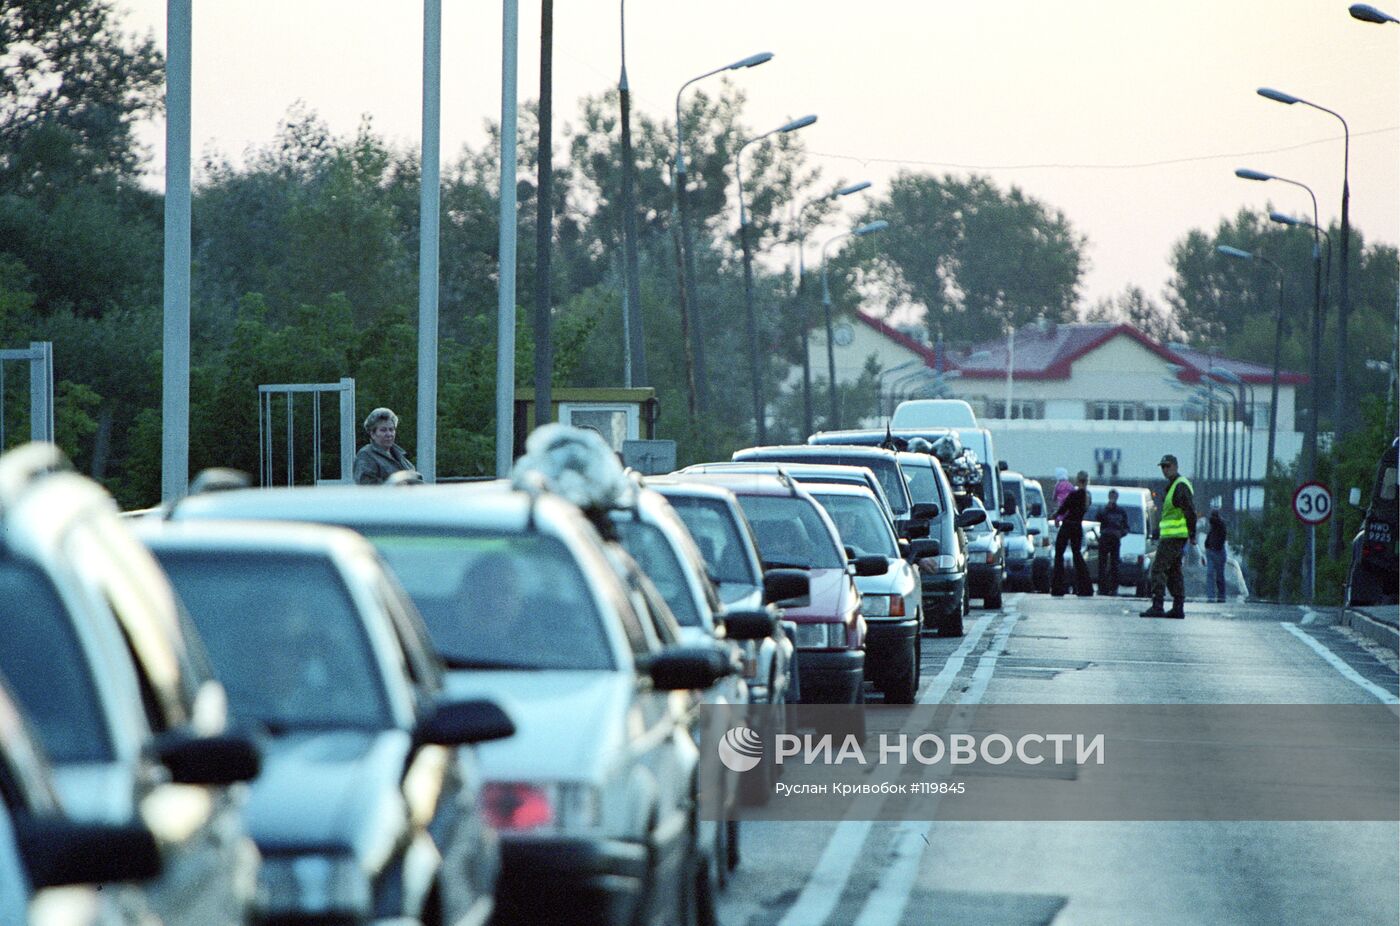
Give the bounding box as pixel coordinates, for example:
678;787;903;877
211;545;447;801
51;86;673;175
1270;211;1332;311
819;219;889;430
1216;244;1286;514
672;52;774;413
736;114;818;444
1235;167;1322;483
1256;86;1352;462
1207;367;1254;518
794;180;871;436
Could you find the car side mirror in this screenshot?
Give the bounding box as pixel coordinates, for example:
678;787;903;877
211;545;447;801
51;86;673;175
907;538;941;561
763;568;810;606
851;555;890;577
1029;502;1043;518
647;645;735;691
1027;527;1040;536
1349;487;1362;507
15;816;163;888
844;545;857;560
993;520;1015;534
723;608;781;641
956;509;987;529
151;728;261;785
417;698;516;746
911;503;940;521
902;520;930;539
998;460;1008;471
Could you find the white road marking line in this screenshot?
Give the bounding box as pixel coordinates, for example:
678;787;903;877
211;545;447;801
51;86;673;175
852;608;1023;926
1280;622;1399;705
773;609;1003;926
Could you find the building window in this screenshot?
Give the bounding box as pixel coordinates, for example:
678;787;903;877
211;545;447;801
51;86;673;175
1088;401;1171;422
987;399;1044;420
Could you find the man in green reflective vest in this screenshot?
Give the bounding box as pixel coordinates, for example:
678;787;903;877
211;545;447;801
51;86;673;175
1142;454;1199;619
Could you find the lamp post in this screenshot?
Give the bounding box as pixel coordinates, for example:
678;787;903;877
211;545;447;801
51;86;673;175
794;181;871;436
1216;245;1285;514
616;0;644;388
673;52;773;413
1257;88;1352;455
1208;368;1255;516
1235;167;1322;484
1270;211;1332;317
819;219;889;429
736;114;817;444
875;359;923;419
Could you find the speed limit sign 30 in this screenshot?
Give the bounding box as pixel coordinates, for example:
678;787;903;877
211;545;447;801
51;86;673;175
1292;482;1333;525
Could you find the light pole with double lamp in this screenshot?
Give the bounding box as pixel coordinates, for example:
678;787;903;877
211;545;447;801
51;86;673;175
1216;245;1286;515
1207;367;1256;517
672;52;773;414
1235;167;1322;484
1257;87;1353;453
819;220;889;429
735;114;818;443
793;181;871;436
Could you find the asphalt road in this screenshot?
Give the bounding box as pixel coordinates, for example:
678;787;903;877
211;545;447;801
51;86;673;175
718;593;1400;926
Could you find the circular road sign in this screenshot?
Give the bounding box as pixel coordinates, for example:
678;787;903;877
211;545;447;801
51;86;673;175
1292;481;1333;525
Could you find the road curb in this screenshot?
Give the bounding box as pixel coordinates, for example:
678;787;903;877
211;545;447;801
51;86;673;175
1341;607;1400;653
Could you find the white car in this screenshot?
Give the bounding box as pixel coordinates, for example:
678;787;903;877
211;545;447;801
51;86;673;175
171;481;731;926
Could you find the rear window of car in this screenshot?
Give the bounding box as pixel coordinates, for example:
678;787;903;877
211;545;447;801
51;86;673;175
366;532;614;672
810;494;899;559
1025;483;1046;517
610;520;701;627
1087;501;1145;534
154;552;393;733
661;495;760;586
732;495;843;569
0;562;113;763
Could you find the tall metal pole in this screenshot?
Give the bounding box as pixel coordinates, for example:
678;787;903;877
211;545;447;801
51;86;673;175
417;0;441;482
737;157;765;442
533;0;554;425
495;0;520;476
161;0;191;503
1005;325;1015;418
1333;127;1352;557
618;0;646;387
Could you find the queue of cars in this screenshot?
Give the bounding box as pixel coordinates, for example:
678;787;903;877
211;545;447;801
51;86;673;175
0;397;1169;924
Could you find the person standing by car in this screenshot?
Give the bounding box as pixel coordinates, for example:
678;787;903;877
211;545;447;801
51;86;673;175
1052;471;1093;597
1052;467;1073;522
354;407;417;485
1204;507;1228;602
1097;489;1129;596
1142;454;1198;619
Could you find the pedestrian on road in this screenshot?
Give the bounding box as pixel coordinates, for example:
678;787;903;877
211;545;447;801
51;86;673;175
1097;488;1129;596
1052;470;1094;597
354;407;417;486
1204;507;1228;602
1141;454;1198;619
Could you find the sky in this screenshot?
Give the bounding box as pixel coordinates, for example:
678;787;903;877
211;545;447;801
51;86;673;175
116;0;1398;312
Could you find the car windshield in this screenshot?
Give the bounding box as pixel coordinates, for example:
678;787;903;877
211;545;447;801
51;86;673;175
1025;483;1046;517
811;494;899;558
733;495;844;569
745;454;908;515
1088;502;1145;533
900;460;944;508
0;561;113;763
154;552;392;733
1001;479;1023;514
662;495;760;586
366;532;614;671
610;519;701;627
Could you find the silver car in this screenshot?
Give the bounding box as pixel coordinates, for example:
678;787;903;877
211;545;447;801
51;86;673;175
170;482;731;926
0;444;261;926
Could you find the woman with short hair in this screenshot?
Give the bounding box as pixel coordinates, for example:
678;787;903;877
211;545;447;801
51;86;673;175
353;407;416;485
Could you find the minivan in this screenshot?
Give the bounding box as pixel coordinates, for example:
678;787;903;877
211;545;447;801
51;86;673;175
1084;486;1157;594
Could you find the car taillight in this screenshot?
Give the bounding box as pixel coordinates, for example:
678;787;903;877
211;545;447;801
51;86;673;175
480;783;554;831
985;552;998;564
1362;540;1390;561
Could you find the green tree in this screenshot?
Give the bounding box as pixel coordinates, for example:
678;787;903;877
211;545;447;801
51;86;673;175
852;173;1086;346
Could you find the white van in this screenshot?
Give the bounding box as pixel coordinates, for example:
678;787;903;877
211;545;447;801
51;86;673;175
891;399;979;430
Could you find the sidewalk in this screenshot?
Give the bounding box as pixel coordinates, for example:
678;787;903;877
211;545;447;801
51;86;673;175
1341;605;1400;652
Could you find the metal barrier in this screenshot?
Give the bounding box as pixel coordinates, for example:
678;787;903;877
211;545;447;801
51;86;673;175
0;342;55;448
257;378;356;486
